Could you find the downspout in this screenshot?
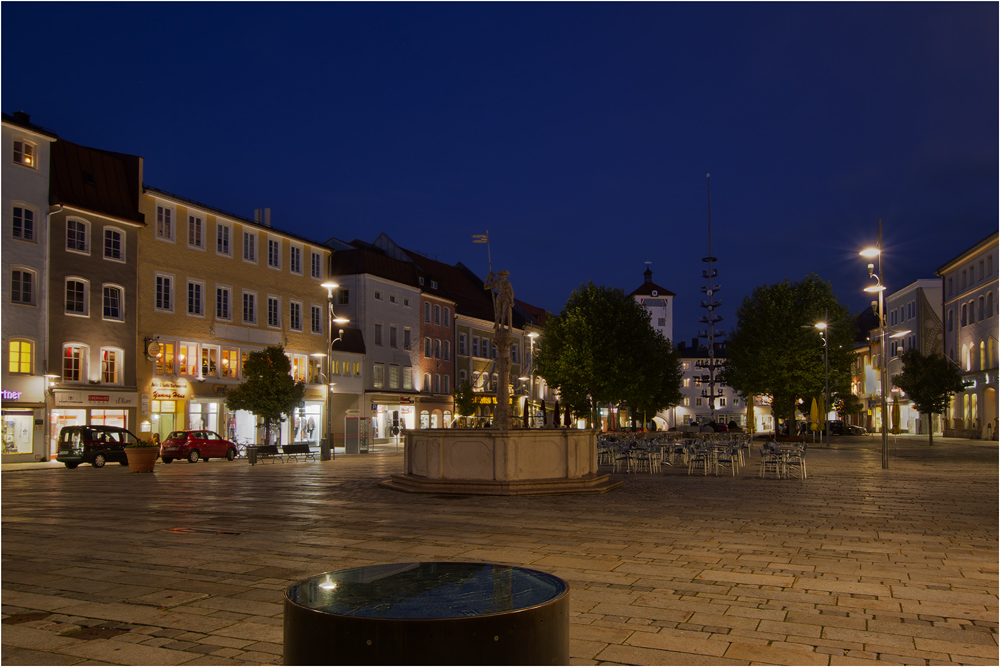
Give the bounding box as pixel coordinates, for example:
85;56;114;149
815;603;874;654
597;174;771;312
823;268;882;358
43;204;63;459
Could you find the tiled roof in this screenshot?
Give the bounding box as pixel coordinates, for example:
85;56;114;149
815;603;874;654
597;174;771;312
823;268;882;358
514;299;549;327
629;281;676;298
50;139;144;225
329;248;419;287
404;253;496;322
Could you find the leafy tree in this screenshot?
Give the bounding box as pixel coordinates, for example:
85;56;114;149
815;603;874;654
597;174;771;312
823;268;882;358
537;282;683;428
452;381;477;427
833;391;864;420
892;348;967;446
722;275;855;432
224;346;304;445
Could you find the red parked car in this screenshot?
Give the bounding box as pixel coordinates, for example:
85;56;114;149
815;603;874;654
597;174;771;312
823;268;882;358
160;430;238;463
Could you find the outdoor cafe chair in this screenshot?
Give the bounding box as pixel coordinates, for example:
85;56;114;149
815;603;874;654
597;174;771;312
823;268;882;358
758;446;782;479
716;446;739;476
785;443;807;479
687;445;711;475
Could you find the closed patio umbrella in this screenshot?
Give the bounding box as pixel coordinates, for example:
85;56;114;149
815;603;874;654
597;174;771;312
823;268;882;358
891;396;901;434
746;396;755;434
810;397;819;432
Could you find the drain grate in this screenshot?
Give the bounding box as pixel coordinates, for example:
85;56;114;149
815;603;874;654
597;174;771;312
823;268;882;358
2;612;50;624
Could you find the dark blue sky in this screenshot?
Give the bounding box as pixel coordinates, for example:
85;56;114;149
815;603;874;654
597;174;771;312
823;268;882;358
4;2;996;343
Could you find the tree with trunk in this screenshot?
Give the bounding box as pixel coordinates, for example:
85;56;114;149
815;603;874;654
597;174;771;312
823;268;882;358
224;346;305;445
891;348;967;446
722;275;855;433
537;282;683;428
452;381;477;427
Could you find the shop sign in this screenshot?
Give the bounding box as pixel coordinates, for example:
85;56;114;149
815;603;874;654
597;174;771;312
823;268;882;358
1;376;45;403
151;380;187;400
212;384;229;396
399;396;413;404
55;391;138;407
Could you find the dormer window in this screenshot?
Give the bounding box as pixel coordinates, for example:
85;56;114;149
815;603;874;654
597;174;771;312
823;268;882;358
431;280;438;289
418;277;425;286
13;140;36;168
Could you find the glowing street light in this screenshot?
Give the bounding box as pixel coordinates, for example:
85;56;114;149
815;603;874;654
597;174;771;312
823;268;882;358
860;220;889;469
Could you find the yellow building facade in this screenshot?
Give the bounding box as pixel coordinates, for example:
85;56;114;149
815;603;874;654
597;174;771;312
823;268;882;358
136;190;332;447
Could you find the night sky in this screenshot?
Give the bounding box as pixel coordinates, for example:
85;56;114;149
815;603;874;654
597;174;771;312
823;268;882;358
3;3;996;343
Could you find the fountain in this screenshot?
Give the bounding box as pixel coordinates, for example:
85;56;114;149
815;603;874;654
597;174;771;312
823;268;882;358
380;271;621;496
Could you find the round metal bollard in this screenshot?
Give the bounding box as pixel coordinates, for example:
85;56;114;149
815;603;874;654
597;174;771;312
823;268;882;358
283;562;569;665
246;446;258;466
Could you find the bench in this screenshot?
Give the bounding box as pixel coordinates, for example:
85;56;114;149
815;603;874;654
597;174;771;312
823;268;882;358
254;444;283;463
282;443;316;462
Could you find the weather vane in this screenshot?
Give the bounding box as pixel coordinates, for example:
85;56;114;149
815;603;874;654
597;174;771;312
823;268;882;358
472;230;492;273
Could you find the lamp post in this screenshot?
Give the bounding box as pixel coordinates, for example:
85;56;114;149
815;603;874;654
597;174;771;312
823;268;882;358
527;332;539;427
321;282;350;460
815;319;830;445
860;219;889;469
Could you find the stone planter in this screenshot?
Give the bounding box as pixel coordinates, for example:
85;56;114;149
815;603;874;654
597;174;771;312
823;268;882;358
125;447;158;473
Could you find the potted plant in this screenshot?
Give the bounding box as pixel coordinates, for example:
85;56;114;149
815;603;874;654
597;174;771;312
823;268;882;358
125;440;159;473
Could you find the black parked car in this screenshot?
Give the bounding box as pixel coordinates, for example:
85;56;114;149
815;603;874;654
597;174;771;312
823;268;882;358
55;425;141;468
827;420;866;436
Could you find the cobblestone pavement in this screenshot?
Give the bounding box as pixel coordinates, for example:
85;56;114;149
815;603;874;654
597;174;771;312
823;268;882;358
2;435;997;666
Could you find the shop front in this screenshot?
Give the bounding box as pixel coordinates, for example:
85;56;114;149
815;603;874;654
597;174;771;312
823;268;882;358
417;395;454;429
50;388;139;457
2;376;46;461
369;394;416;442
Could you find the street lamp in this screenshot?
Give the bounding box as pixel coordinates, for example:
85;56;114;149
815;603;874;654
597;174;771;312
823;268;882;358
815;320;830;445
527;332;539;427
321;282;350;460
860;220;889;469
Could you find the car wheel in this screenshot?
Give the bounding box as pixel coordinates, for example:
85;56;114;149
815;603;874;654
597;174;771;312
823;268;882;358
187;450;200;463
162;457;173;464
226;448;236;461
65;462;78;469
92;453;106;468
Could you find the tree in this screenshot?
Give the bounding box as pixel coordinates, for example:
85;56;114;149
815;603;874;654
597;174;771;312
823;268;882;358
722;275;855;432
892;348;967;446
224;346;305;445
452;381;477;427
537;282;683;428
833;391;864;421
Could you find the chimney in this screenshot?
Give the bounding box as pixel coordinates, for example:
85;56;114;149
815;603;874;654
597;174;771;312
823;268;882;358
254;209;261;223
13;111;30;124
692;338;698;349
264;208;271;227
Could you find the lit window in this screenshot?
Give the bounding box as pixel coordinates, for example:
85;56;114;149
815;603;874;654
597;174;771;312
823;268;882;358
389;365;400;390
155;342;175;375
220;348;239;378
8;340;33;374
65;279;88;316
103;285;124;321
66;219;89;253
63;344;87;382
10;269;34;305
373;363;385;389
403;367;413;390
13;140;36;168
101;348;122;384
12;206;35;241
178;342;198;376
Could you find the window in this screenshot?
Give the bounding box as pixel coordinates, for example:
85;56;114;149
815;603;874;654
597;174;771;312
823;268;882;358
719;398;726;407
443;308;451;328
419;276;425;286
424;302;431;322
403;328;411;350
155;342;175;375
103;285;124;321
101;348;122;384
961;304;967;326
63;344;87;382
443;341;451;360
683;397;690;407
202;346;220;379
178;342;198;376
12;205;35;241
373;363;385;389
491;343;498;359
267;296;280;327
188;215;204;249
442;374;450;394
289;354;307;383
969;300;976;324
510;344;518;363
389;294;397;304
156;205;173;241
948;277;953;296
696;397;703;407
102;227;124;261
290;301;302;331
390;326;398;349
431;280;438;289
979;296;985;322
459;333;467;355
13;139;36;168
65;278;89;316
338;289;349;305
425;337;432;357
243;291;257;324
155;274;173;312
187;280;204;317
267;238;281;268
403;367;413;390
221;348;239;378
389;365;400;390
374;323;383;346
962;270;967;289
459;370;467;387
472;371;481;390
472;336;480;357
424;373;432;392
66;219;89;253
658;317;666;327
374;290;383;301
10;269;34;305
404;297;411;307
989;256;994;275
216;286;232;321
434;339;441;359
433;374;441;393
683;378;691;388
988;292;995;318
8;340;32;374
948;309;954;332
243;230;257;262
217;223;231;256
311;251;322;279
311;305;322;334
434;305;441;325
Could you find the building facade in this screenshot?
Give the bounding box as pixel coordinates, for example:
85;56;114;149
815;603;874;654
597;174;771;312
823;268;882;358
937;232;999;439
2;112;58;461
629;264;675;344
137;193;332;448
